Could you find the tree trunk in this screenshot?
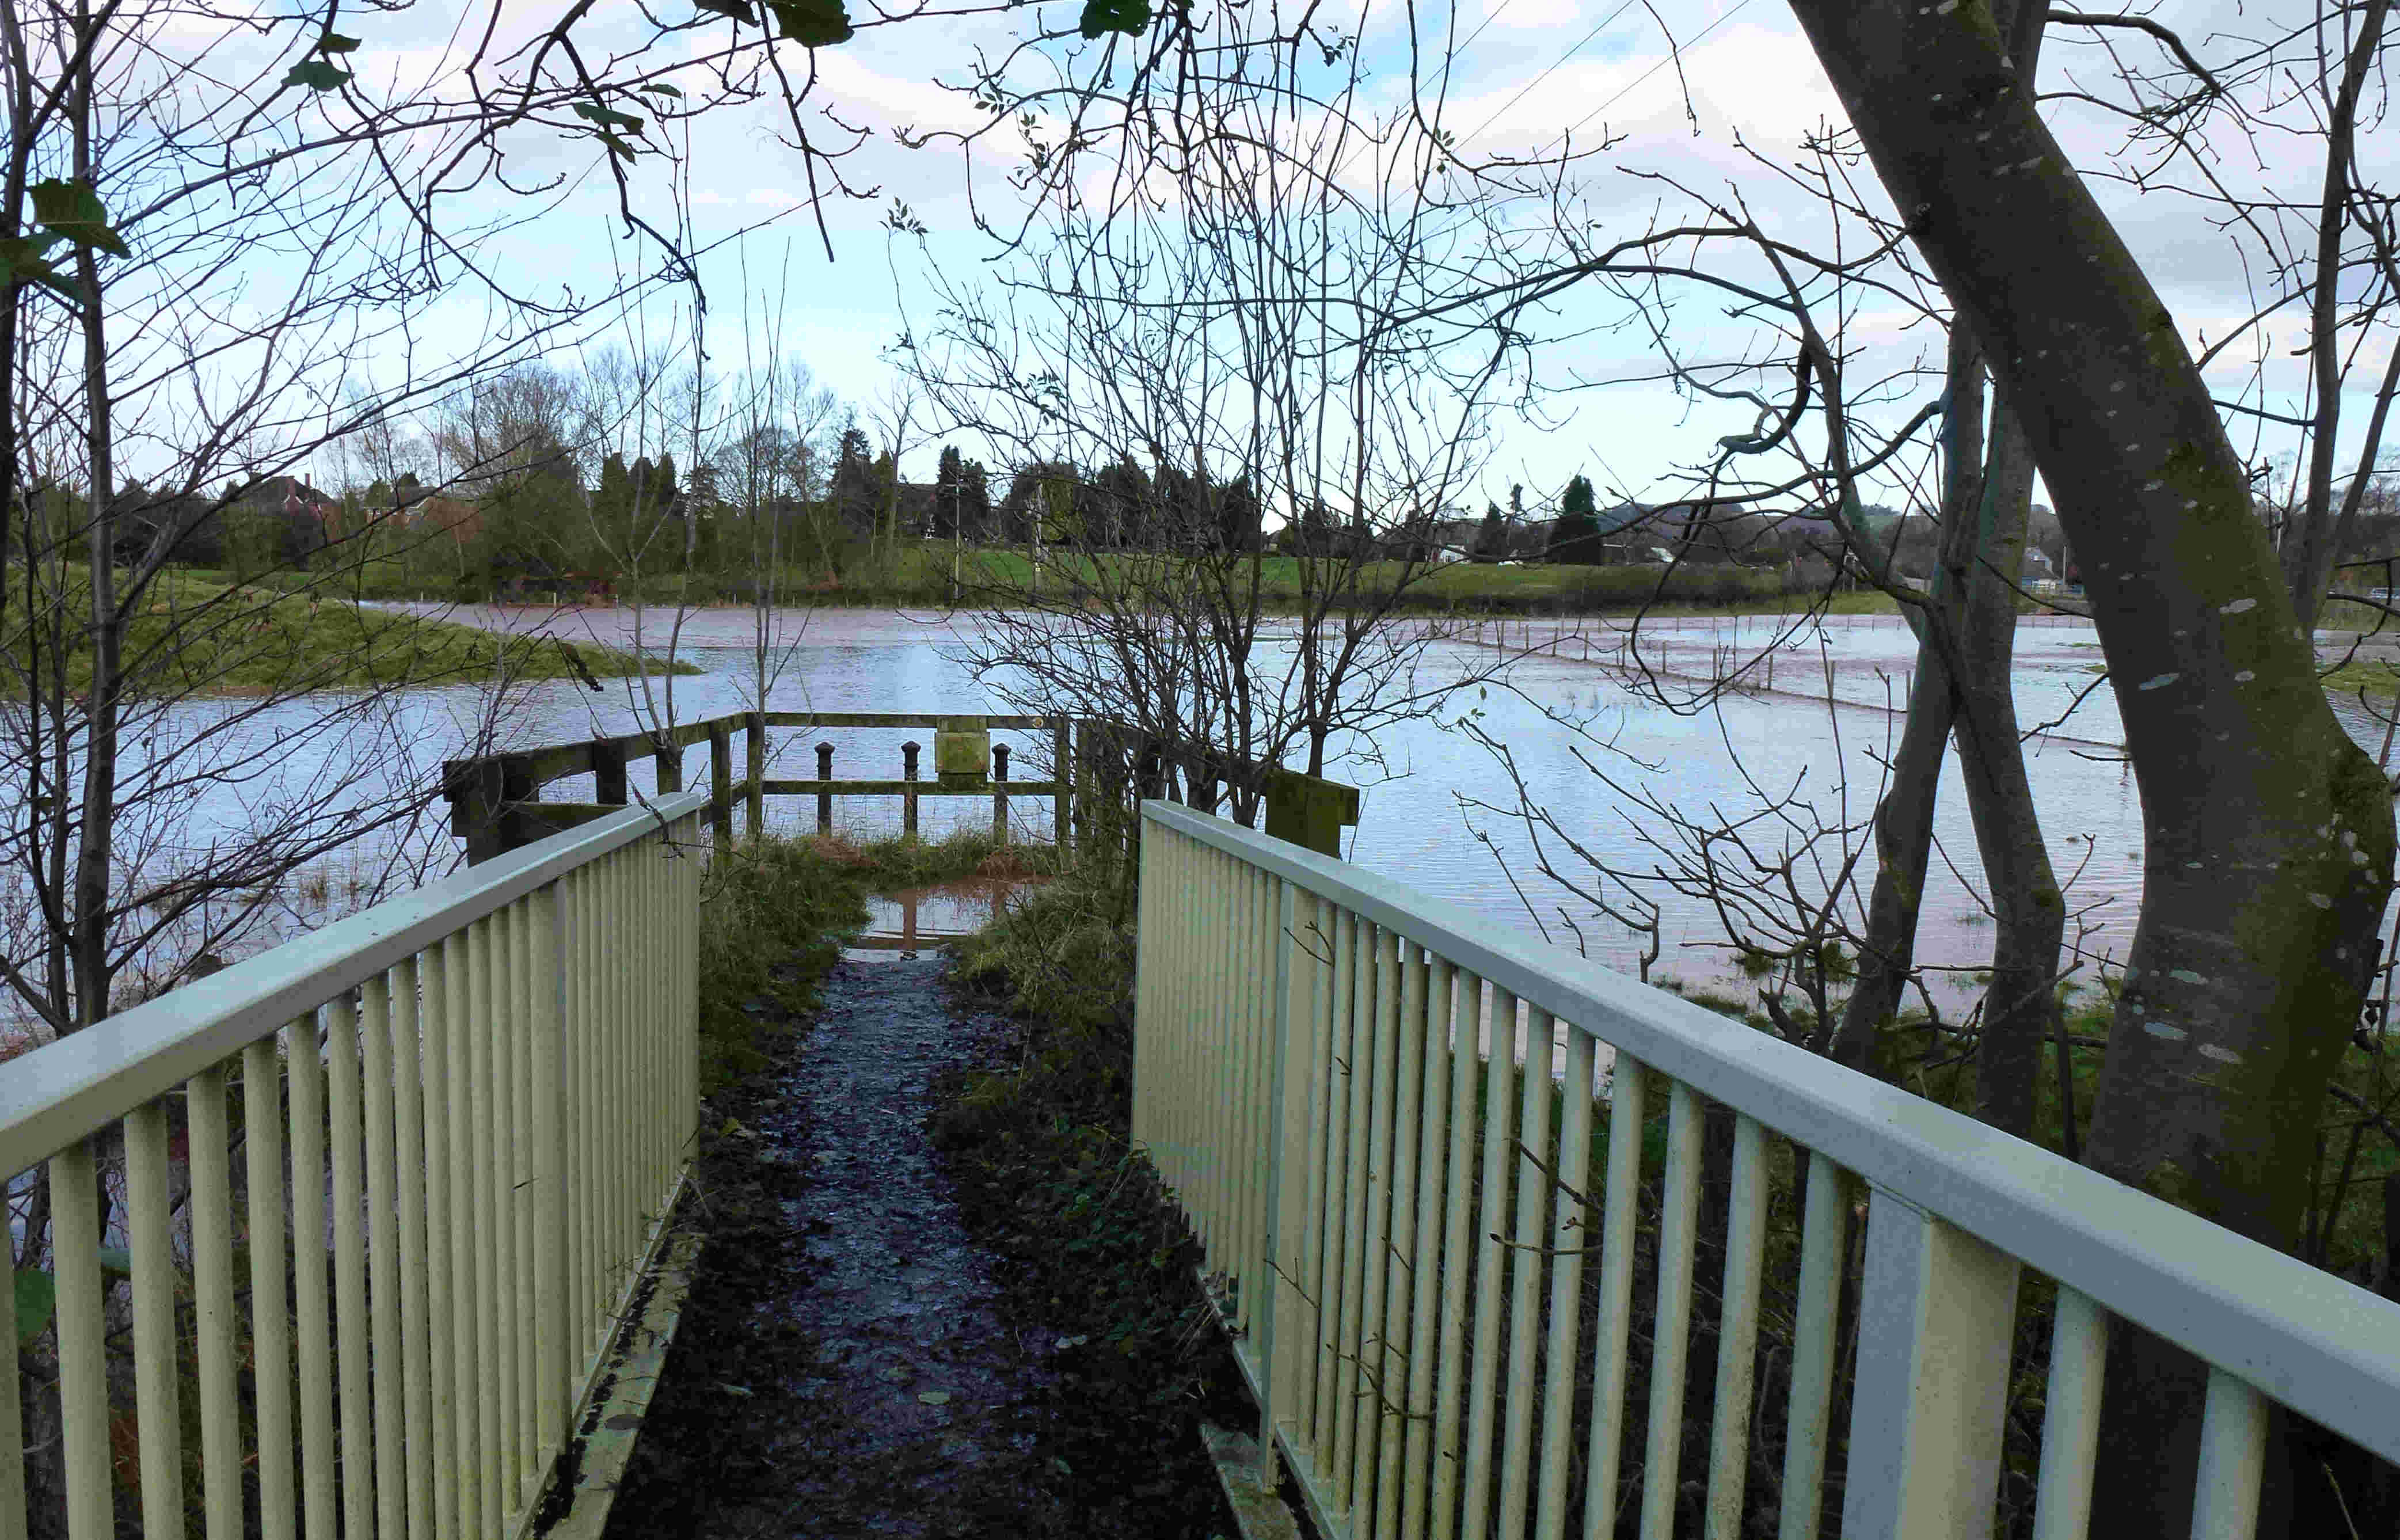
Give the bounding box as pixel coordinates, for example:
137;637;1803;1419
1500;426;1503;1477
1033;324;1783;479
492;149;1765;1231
1830;330;1984;1069
1952;396;2064;1140
69;20;117;1033
1785;3;2397;1530
2278;0;2393;635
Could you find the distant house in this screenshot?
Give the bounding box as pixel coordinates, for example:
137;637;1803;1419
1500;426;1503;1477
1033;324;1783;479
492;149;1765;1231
405;496;483;549
1425;518;1485;563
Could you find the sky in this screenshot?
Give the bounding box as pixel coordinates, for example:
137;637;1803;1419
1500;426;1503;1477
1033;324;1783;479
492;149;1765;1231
100;0;2395;520
645;0;2394;515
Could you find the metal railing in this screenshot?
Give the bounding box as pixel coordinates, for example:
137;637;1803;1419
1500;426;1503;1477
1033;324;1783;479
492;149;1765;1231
0;792;706;1539
1132;800;2400;1540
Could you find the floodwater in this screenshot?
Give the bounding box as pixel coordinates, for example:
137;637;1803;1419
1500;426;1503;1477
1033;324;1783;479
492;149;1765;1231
22;600;2400;1018
853;877;1049;957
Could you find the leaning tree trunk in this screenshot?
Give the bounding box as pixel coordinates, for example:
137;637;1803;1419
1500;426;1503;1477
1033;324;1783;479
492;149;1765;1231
1830;330;1984;1069
1949;396;2066;1140
1784;2;2397;1533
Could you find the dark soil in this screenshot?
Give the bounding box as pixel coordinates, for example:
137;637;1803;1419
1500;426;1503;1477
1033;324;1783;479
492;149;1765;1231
604;955;1245;1539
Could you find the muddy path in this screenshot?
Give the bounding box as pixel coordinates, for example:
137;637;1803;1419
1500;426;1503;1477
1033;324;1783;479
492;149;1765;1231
605;954;1241;1538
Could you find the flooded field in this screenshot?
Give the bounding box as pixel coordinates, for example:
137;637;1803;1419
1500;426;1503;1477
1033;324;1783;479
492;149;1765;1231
18;600;2400;1021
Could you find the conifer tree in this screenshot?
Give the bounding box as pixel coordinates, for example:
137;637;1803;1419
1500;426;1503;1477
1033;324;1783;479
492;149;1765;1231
1547;473;1604;565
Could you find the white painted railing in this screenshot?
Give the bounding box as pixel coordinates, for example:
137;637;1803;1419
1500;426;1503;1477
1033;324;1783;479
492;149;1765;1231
1133;800;2400;1540
0;792;706;1539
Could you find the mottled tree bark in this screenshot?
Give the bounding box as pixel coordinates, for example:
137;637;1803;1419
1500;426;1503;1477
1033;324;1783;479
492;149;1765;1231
1785;1;2396;1528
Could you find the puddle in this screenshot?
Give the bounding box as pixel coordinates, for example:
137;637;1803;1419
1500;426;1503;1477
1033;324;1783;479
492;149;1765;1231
847;876;1049;959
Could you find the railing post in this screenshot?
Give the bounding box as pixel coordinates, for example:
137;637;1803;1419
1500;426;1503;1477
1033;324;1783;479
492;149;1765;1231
708;721;732;853
1842;1188;2021;1538
902;742;921;837
992;743;1011;843
1256;877;1297;1488
653;732;683;794
1052;715;1071;855
531;881;569;1473
744;710;766;837
816;742;834;834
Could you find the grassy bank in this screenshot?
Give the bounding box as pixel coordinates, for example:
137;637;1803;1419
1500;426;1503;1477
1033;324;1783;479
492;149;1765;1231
5;568;689;693
214;546;1865;618
2321;656;2400;697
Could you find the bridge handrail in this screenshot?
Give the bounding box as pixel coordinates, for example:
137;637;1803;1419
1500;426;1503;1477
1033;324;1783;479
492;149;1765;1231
1135;798;2400;1539
0;789;709;1177
3;791;709;1539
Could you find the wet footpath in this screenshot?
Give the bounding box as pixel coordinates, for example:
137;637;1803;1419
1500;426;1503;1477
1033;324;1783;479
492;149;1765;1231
603;956;1071;1539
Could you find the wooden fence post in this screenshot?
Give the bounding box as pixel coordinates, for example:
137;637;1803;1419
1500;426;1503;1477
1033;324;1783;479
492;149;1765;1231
1052;716;1071;856
1071;721;1090;853
902;742;921;838
593;738;629;807
708;721;732;853
744;712;765;837
499;754;541;857
992;743;1010;844
449;758;505;866
653;733;683;794
815;743;834;834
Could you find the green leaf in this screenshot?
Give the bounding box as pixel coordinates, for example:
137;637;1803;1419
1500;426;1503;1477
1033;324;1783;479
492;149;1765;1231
318;31;361;54
764;0;851;45
595;130;638;164
14;1271;54;1347
573;101;646;134
283;58;352;92
638;82;685;98
0;234;74;298
1078;0;1150;39
693;0;756;21
29;177;128;258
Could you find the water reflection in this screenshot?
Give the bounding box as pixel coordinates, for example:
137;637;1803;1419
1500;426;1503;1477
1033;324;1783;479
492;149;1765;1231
849;874;1051;959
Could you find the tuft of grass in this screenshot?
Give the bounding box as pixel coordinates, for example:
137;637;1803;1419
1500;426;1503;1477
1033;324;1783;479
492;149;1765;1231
951;864;1135;1035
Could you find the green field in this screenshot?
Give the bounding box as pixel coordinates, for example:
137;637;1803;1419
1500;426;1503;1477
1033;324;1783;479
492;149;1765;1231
235;545;1891;618
4;568;692;695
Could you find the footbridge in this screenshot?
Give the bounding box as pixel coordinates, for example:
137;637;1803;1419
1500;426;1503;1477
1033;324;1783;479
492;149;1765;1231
1;792;2395;1538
